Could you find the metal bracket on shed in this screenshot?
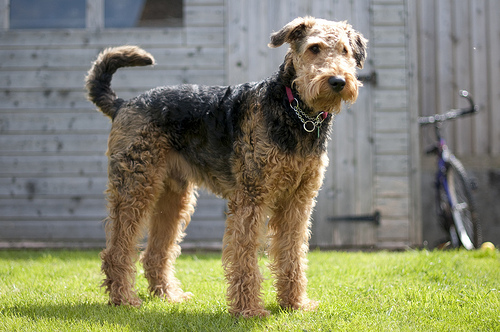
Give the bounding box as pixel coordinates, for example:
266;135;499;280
328;211;381;226
357;71;377;86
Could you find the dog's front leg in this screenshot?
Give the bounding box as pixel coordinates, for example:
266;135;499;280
267;165;325;312
267;195;319;312
222;190;269;318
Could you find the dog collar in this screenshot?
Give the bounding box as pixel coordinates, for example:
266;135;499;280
286;86;328;136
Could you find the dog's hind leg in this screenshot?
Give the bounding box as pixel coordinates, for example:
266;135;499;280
100;175;159;307
100;124;169;307
142;182;196;302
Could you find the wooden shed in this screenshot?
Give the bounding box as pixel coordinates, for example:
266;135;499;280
0;0;421;249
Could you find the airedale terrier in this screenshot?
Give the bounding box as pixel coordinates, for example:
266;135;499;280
85;16;366;317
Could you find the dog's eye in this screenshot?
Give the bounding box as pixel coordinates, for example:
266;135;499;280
342;46;348;55
309;44;321;54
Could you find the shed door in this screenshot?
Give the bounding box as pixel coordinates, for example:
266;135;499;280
225;1;375;248
311;2;375;247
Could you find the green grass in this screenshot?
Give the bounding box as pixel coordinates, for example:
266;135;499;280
0;249;499;331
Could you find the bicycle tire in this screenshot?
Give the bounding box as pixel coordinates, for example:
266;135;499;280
436;179;457;247
446;156;482;248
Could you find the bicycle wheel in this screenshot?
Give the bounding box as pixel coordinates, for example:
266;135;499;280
447;156;482;248
436;179;458;248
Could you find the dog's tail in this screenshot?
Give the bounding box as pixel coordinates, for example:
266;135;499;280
85;46;155;118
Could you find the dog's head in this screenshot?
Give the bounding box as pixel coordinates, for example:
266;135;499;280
269;17;367;114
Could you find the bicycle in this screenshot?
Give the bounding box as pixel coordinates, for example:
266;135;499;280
418;90;482;249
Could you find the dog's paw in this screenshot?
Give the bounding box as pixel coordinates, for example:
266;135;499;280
167;290;193;303
153;287;193;303
299;298;319;311
280;298;319;312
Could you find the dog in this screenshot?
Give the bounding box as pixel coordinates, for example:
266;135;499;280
85;16;367;317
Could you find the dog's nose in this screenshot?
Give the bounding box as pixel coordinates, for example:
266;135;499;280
328;76;346;92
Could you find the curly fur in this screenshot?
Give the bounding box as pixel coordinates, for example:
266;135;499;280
85;16;366;317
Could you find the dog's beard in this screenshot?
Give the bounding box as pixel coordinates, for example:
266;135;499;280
294;72;360;114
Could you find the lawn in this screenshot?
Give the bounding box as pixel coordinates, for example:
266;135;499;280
0;249;499;331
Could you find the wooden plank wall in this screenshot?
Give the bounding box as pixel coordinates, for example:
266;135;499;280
417;0;500;159
228;1;376;248
311;1;376;247
417;0;500;248
226;0;420;248
0;0;228;248
371;0;421;248
1;0;426;249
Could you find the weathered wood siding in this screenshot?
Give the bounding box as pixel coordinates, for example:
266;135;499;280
417;0;500;158
417;0;500;247
227;0;420;248
0;0;227;247
1;0;423;249
373;0;421;248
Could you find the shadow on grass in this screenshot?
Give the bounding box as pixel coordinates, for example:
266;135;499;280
0;250;223;262
4;301;288;331
0;250;101;261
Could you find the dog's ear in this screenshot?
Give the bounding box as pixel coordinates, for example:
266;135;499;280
348;30;368;69
268;17;316;48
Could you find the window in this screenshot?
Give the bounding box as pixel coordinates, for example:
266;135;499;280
105;0;183;28
10;0;86;29
8;0;183;30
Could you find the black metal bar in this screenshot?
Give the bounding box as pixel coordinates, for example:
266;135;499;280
357;71;377;85
328;211;381;225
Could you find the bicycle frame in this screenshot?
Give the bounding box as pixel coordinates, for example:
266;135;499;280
420;90;479;249
433;131;474;249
